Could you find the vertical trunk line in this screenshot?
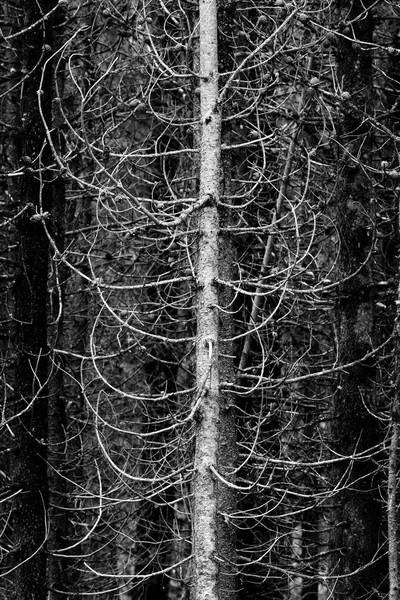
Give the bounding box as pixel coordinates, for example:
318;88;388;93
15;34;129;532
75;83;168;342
388;197;400;600
10;1;62;598
332;2;383;597
388;408;399;600
192;1;221;599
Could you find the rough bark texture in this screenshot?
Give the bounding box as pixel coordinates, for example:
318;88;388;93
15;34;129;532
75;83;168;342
10;1;62;598
216;3;238;599
388;400;399;600
192;1;236;599
332;2;383;598
388;200;400;600
46;182;69;599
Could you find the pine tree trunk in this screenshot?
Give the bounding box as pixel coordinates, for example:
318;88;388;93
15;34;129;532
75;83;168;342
192;1;236;599
388;197;400;600
10;1;64;598
331;2;383;597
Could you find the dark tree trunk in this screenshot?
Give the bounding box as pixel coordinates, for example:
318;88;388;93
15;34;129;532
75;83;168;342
216;2;238;598
9;1;65;598
331;2;384;598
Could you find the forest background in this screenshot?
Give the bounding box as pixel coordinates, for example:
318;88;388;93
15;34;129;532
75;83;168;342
1;0;400;599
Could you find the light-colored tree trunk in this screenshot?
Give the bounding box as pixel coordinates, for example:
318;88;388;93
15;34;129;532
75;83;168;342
388;197;400;600
288;523;303;600
192;1;235;599
388;400;399;600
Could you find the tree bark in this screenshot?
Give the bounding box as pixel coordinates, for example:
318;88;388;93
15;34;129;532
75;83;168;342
332;2;383;598
192;1;236;599
388;196;400;600
9;1;64;598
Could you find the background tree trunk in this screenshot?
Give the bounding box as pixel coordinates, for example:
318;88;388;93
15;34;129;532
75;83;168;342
331;1;385;597
9;1;64;598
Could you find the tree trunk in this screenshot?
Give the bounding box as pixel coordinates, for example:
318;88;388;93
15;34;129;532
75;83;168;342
388;196;400;600
10;1;64;598
192;1;236;599
332;2;383;597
